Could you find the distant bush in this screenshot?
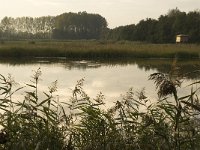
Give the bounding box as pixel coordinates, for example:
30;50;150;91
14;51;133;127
28;41;36;44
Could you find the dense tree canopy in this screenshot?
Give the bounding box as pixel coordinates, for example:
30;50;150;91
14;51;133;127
106;8;200;43
0;12;107;40
0;9;200;43
0;16;55;40
52;12;107;39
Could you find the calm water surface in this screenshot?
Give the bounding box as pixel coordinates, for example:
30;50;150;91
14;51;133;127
0;58;199;107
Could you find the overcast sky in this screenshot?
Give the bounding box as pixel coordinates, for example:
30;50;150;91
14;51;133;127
0;0;200;28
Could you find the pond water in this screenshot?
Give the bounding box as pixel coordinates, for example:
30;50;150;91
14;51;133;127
0;58;200;107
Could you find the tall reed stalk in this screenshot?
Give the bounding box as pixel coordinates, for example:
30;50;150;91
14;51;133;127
0;65;200;149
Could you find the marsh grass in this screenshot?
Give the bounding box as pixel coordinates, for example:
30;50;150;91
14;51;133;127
0;65;200;149
0;41;199;59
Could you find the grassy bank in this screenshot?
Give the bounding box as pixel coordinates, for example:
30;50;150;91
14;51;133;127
0;40;200;59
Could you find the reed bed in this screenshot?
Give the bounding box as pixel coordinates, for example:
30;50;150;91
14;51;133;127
0;40;200;59
0;64;200;149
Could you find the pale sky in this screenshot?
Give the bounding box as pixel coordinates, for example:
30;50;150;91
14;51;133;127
0;0;200;28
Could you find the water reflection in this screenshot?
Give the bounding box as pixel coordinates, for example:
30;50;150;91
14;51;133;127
0;58;199;106
136;59;200;79
1;58;200;79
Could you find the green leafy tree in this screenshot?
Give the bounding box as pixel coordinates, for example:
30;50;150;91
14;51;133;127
53;12;107;39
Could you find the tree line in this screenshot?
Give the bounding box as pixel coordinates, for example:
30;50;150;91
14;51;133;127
0;9;200;43
106;8;200;43
0;12;107;40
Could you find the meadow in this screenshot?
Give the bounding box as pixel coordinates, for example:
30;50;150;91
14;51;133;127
0;40;200;59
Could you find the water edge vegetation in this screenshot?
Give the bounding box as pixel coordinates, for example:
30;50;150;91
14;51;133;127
0;63;200;149
0;40;200;59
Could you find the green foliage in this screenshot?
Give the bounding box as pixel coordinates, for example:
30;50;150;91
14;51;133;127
0;16;55;40
106;8;200;43
0;12;107;40
0;68;68;149
0;66;200;149
53;12;107;39
1;9;200;43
